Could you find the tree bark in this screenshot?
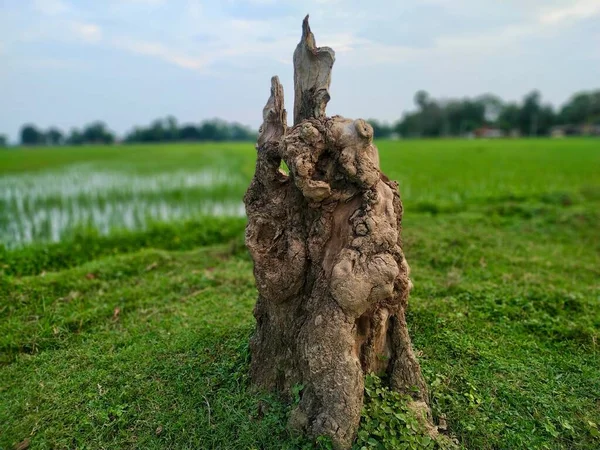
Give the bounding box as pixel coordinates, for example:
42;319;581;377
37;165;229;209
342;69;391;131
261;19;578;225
244;17;430;449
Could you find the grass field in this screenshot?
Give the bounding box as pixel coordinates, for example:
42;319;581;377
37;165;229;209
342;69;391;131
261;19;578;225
1;139;599;449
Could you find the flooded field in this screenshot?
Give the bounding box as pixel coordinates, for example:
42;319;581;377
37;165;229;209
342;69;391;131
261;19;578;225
0;163;246;247
1;139;598;248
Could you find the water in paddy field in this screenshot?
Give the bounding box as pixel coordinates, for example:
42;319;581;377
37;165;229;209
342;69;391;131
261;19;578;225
0;164;246;247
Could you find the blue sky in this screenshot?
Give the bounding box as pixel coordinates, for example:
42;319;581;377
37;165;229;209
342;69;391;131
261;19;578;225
1;0;599;141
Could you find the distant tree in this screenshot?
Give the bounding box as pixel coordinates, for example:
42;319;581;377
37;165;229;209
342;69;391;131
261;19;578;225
367;119;393;138
536;105;556;136
497;103;520;133
46;127;64;146
66;128;85;145
418;97;443;137
15;88;595;146
123;117;255;143
149;119;167;142
476;94;504;123
519;90;542;136
166;115;179;141
414;90;429;110
198;120;223;141
456;99;485;134
179;124;200;141
395;111;421;138
558;90;600;125
228;122;256;141
0;134;7;147
441;99;482;136
20;124;45;146
395;89;578;138
82;121;115;144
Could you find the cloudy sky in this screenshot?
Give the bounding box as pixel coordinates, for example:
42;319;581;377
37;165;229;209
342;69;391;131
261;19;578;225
1;0;599;140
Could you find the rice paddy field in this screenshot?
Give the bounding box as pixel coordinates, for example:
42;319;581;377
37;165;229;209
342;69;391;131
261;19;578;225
1;138;599;449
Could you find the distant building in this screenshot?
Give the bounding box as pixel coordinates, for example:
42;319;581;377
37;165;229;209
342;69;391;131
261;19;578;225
551;124;600;137
509;129;521;138
581;124;600;136
474;127;504;138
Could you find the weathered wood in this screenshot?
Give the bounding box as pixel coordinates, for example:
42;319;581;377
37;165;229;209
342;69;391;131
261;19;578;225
257;76;286;149
244;17;432;449
293;15;335;125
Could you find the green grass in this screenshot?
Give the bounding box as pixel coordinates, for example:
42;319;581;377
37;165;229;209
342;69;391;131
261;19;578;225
0;217;246;277
1;139;599;449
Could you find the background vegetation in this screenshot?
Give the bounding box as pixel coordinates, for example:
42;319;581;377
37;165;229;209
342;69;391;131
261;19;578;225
370;89;600;138
2;88;598;148
14;118;257;147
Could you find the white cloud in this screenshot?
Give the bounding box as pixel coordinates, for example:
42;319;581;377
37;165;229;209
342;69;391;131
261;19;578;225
240;0;279;4
114;39;209;71
33;0;69;16
539;0;600;24
187;0;203;19
19;58;88;69
13;20;103;45
318;33;360;53
405;0;599;59
434;23;535;51
11;0;600;75
71;22;102;43
122;0;165;4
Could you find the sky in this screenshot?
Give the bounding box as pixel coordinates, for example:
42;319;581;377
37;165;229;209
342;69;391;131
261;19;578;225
1;0;599;141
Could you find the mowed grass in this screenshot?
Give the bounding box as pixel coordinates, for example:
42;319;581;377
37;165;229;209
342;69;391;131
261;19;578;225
1;138;599;449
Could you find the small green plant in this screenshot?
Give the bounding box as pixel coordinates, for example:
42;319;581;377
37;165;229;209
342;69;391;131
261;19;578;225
354;374;439;450
292;383;305;404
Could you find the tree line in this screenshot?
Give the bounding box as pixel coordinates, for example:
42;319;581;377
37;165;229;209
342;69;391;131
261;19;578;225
2;88;598;147
11;117;257;147
369;89;600;138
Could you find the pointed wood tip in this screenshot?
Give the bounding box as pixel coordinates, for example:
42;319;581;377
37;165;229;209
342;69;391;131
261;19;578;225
257;75;286;148
270;75;281;89
293;14;335;124
302;15;310;36
300;14;316;53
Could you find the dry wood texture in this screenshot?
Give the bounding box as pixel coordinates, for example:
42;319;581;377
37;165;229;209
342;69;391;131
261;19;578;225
244;16;431;449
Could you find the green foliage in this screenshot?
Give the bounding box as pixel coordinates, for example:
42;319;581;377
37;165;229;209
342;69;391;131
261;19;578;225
80;121;115;145
394;89;600;137
123;117;257;143
20;123;45;145
559;90;600;125
20;122;115;146
46;127;64;146
355;374;441;450
10;89;600;146
15;118;256;147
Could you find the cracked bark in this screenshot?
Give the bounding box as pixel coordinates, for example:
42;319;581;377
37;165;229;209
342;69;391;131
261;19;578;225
244;16;431;449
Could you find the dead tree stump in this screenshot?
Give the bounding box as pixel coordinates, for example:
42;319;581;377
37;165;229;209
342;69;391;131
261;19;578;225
244;16;430;449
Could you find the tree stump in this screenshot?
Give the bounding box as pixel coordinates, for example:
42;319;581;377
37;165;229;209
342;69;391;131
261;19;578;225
244;16;430;449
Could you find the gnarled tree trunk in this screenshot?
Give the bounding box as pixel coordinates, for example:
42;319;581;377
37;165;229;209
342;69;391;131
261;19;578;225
244;16;430;449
